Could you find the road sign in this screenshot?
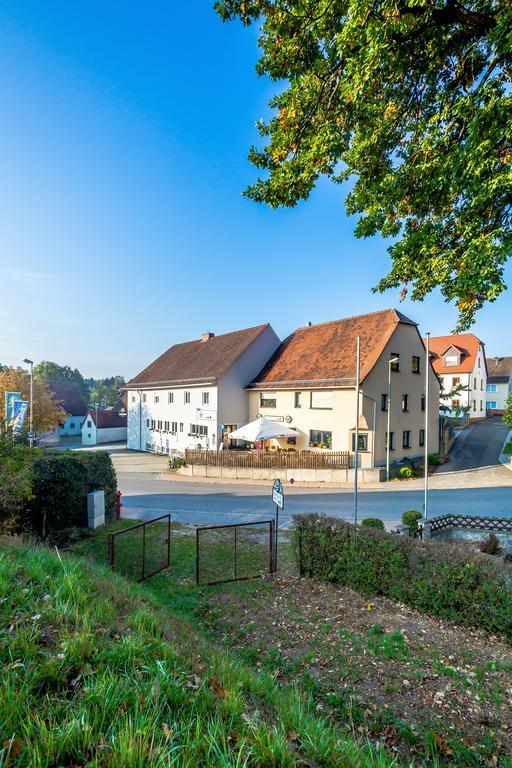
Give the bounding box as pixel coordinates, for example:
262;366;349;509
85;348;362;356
272;478;284;510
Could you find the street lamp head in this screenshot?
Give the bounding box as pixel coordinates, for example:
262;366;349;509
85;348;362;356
23;358;33;365
388;357;400;365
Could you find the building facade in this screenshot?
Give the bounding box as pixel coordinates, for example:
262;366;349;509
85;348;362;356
125;325;281;454
81;408;127;446
486;356;512;415
428;334;487;419
47;381;88;436
247;309;440;468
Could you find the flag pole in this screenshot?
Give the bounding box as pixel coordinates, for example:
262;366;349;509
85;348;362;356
353;336;360;525
424;332;430;520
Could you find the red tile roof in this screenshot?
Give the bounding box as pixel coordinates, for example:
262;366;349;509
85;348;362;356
84;408;127;429
487;356;512;381
47;381;88;416
426;334;485;375
249;309;417;389
126;324;273;387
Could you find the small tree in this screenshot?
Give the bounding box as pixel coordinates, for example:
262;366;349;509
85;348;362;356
503;393;512;429
0;367;67;435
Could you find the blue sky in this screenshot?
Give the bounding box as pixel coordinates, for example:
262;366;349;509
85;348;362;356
0;1;510;378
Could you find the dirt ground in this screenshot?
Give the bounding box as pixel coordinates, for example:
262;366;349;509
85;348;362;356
199;573;512;766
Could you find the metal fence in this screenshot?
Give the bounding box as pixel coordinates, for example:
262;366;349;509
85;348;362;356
108;514;171;582
428;514;512;533
185;449;351;470
196;519;275;586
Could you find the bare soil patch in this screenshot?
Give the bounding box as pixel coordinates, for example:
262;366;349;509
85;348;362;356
199;573;512;765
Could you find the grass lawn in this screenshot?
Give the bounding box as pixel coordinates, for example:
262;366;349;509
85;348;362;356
76;521;512;767
0;539;396;768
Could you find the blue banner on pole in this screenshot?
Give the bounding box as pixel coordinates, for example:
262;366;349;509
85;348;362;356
5;391;21;426
12;400;29;432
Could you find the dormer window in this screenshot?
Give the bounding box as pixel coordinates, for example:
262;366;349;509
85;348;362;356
445;354;459;366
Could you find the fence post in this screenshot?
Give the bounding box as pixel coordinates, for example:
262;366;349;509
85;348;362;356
108;533;114;569
142;523;146;581
269;521;275;574
167;514;171;567
234;525;237;580
195;528;200;585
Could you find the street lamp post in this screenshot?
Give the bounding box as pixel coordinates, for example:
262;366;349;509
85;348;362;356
424;332;430;520
386;356;400;482
23;358;34;447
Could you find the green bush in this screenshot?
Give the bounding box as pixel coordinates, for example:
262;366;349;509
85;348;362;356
503;442;512;455
361;517;385;530
291;514;512;640
29;451;117;538
399;466;414;478
402;509;422;530
428;453;441;465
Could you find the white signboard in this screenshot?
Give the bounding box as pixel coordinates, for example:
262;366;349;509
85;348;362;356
272;478;284;510
197;409;215;421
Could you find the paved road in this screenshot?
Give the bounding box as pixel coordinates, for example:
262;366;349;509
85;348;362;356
437;417;509;473
118;475;512;529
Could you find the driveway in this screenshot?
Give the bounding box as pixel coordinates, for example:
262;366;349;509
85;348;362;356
437;418;509;473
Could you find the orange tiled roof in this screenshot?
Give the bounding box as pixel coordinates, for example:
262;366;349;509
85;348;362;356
249;309;417;389
426;334;485;374
127;325;272;387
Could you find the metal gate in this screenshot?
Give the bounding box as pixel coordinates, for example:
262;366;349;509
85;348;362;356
196;519;275;586
108;514;171;582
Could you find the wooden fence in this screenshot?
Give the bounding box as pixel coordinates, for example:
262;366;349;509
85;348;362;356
185;449;352;470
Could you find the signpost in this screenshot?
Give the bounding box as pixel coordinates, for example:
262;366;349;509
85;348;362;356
272;479;284;572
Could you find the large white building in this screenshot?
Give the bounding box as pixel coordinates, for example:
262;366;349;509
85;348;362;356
125;324;281;454
428;334;487;419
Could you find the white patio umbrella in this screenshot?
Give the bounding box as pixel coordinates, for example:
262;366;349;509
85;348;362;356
228;416;296;442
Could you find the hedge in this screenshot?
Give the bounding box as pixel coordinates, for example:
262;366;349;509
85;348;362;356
292;513;512;641
28;451;117;537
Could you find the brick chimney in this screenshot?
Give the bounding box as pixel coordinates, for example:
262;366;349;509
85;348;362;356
201;332;215;343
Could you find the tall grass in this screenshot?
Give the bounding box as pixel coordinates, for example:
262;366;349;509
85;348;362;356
0;545;398;767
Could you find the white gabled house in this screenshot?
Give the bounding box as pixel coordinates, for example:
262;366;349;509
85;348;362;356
428;334;487;419
125;324;281;454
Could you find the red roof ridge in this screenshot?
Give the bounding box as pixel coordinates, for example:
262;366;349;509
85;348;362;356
294;307;416;332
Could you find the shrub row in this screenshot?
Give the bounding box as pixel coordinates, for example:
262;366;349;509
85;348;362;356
291;513;512;640
0;439;117;538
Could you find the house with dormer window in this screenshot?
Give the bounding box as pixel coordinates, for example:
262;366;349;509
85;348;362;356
427;334;487;419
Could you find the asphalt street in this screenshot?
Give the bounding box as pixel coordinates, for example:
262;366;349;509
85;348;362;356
436;417;510;473
118;475;512;529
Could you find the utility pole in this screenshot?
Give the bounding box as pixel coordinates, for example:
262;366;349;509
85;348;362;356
424;332;430;520
23;358;34;447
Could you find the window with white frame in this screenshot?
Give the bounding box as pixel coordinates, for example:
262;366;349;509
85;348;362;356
157;420;162;430
444;354;458;366
142;393;147;403
260;392;277;408
154;395;159;403
487;383;497;392
164;421;169;432
184;391;190;404
202;392;209;405
486;401;497;410
168;392;174;404
171;421;178;433
310;391;333;410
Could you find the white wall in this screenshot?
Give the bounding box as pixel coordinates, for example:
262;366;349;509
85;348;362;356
127;385;218;453
82;421;127;445
486;380;511;412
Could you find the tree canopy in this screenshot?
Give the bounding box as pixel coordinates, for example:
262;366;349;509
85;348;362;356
216;0;512;328
34;361;88;398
